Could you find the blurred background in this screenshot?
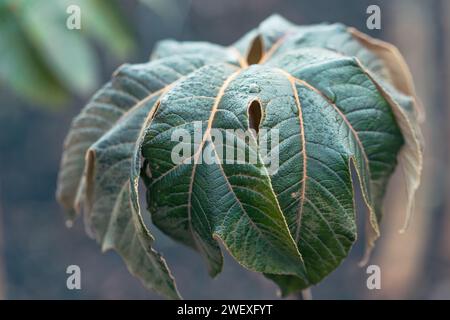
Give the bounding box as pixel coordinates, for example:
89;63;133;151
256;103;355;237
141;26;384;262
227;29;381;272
0;0;448;299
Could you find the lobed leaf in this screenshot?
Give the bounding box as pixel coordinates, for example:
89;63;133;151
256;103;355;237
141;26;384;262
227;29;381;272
57;14;423;298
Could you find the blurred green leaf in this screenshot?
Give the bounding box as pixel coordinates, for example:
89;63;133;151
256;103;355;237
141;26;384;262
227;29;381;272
0;1;68;107
19;0;98;96
0;0;135;109
70;0;135;59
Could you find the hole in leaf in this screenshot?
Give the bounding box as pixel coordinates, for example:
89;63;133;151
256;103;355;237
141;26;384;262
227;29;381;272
246;36;263;65
248;100;263;135
140;159;152;185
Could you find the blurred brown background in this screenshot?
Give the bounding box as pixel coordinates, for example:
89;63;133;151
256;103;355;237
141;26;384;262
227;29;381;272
0;0;448;299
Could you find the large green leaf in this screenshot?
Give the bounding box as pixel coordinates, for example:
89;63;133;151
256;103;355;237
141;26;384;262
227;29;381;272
141;64;306;279
57;49;242;298
57;15;423;298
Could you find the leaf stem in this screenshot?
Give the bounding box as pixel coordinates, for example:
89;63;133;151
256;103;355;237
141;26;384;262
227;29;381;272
295;288;312;300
